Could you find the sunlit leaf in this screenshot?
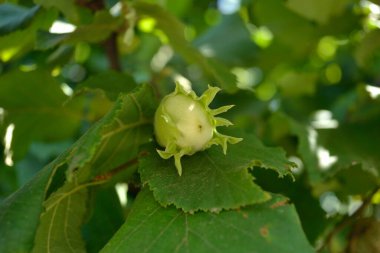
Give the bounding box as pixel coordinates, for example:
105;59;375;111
0;9;57;61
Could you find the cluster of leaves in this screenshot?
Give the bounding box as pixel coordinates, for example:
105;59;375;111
0;0;380;252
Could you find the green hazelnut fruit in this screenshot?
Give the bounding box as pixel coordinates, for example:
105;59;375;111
154;83;242;175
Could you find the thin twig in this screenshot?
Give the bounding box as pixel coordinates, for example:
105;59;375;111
76;0;104;11
103;32;121;71
93;151;149;182
318;186;380;252
75;0;121;71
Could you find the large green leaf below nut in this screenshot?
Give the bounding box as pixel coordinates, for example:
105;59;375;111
101;189;314;253
139;134;295;212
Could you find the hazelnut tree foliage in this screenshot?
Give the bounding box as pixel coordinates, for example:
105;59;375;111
0;0;380;253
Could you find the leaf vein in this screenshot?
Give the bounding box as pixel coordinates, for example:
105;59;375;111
143;213;182;253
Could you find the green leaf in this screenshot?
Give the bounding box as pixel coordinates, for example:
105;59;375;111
0;9;57;61
0;157;63;253
32;181;89;253
0;69;82;160
0;84;155;253
355;30;380;72
83;187;125;253
27;85;155;252
318;118;380;176
35;11;122;49
270;112;321;184
0;3;40;35
0;70;67;108
348;88;380;124
67;11;122;43
253;0;317;54
65;97;125;175
0;165;17;201
195;14;259;66
140;145;269;212
369;0;380;4
252;167;328;244
34;0;79;23
276;70;318;97
328;164;379;196
35;30;68;50
67;84;156;180
285;0;351;25
224;133;296;178
75;70;137;101
101;189;314;253
134;2;238;93
139;134;294;212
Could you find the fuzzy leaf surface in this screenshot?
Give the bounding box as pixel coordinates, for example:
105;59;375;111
139;134;294;212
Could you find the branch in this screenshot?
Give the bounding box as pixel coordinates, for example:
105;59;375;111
76;0;104;11
75;0;121;71
318;186;380;252
93;151;148;182
103;32;121;71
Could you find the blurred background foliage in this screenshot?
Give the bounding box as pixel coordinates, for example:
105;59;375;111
1;0;380;252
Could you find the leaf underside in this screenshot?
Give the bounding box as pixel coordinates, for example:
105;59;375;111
32;182;88;253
